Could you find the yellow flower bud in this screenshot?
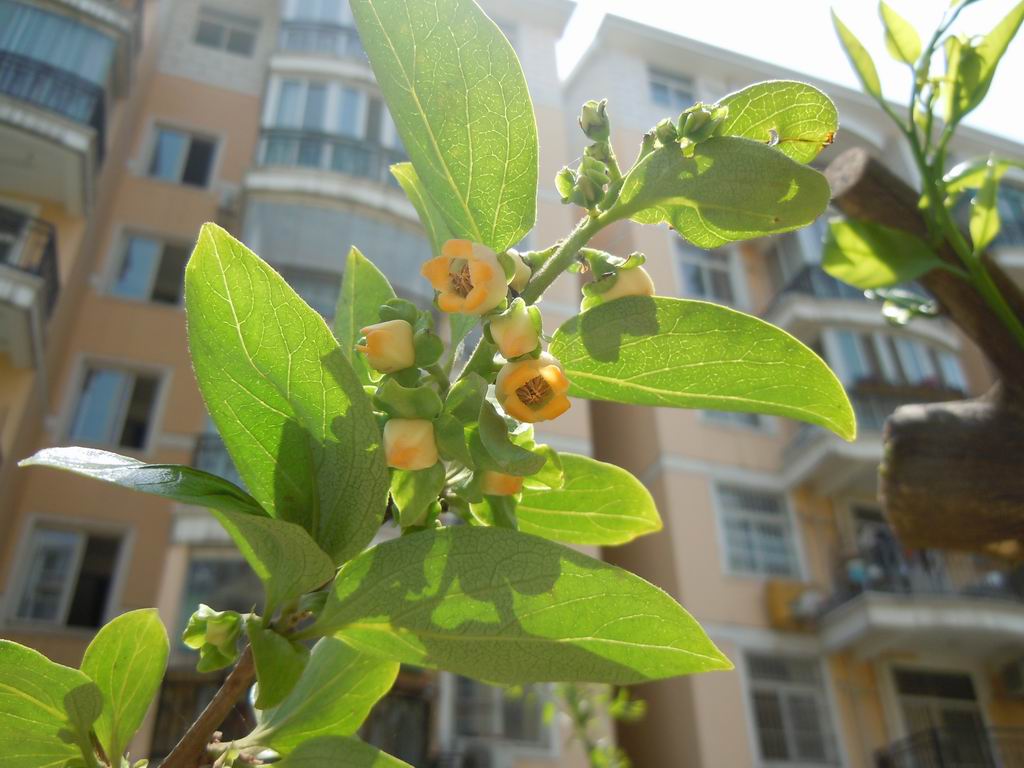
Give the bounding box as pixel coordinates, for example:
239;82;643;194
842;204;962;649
421;239;508;316
495;353;571;423
599;267;655;303
481;471;524;497
383;418;438;470
355;319;415;374
489;304;540;360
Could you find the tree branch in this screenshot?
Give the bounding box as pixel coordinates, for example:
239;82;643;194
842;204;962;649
161;647;255;768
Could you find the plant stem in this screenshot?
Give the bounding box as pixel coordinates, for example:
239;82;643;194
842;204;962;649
426;363;450;393
520;212;615;306
162;647;256;768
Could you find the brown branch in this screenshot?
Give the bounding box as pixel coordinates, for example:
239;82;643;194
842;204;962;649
161;647;255;768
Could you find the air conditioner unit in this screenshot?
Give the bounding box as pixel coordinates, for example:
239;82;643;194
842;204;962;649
1002;659;1024;698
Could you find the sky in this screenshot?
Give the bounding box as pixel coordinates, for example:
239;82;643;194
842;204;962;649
556;0;1024;145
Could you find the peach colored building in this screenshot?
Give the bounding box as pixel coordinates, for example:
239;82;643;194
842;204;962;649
2;2;1024;767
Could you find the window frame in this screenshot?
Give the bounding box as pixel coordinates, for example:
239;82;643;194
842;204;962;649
740;652;842;767
445;673;557;758
193;7;260;57
648;68;695;113
265;76;368;139
63;358;168;454
673;238;746;307
145;124;219;188
107;231;190;306
713;483;803;580
6;516;131;631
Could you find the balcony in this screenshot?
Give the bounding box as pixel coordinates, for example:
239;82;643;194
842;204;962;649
0;51;107;213
876;727;1024;768
278;20;365;60
192;433;244;490
0;207;59;369
783;385;964;494
819;540;1024;657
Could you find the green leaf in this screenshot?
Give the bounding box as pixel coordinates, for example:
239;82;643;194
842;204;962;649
352;0;537;252
239;638;399;753
0;640;103;768
19;447;336;614
374;379;443;420
274;737;411;767
970;160;1001;252
186;223;389;565
81;609;169;762
515;454;661;546
19;446;266;518
476;401;546;476
832;11;883;99
550;297;856;441
391;163;454;256
715;81;838;164
616;139;831;248
314;527;732;684
952;1;1024;120
335;246;397;387
879;1;921;64
824;218;943;289
391;462;446;527
249;626;310;710
445;373;488;422
434;412;474;469
944;156;1019;196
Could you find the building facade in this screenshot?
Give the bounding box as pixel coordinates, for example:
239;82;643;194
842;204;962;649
1;1;1024;767
566;15;1024;768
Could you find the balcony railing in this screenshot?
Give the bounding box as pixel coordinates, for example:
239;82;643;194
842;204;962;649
192;434;244;490
257;128;407;187
876;727;1024;767
1;206;59;317
0;51;107;163
766;265;866;314
278;20;365;59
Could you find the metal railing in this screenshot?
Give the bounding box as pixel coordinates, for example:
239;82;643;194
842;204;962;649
876;727;1024;767
0;206;59;317
192;434;244;489
0;51;107;163
278;20;365;59
257;127;407;187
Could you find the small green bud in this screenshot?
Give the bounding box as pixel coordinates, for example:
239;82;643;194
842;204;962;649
413;328;444;367
579;156;610;186
654;118;678;145
379;298;419;324
572;174;604;209
584;142;611;163
182;605;242;673
578;99;610;142
680;108;710;137
555;166;577;203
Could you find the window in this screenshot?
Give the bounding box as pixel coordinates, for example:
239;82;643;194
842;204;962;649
718;485;799;577
284;0;351;23
148;127;216;187
110;235;188;304
747;654;839;765
15;526;121;628
194;8;259;56
649;69;695;113
703;410;764;430
69;365;160;449
831;329;884;386
675;240;736;303
996;183;1024;246
935;350;967;392
269;79;366;137
176;554;262;643
275;264;341;318
892;337;939;386
454;676;549;747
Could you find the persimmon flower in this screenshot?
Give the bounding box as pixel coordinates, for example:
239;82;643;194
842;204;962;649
489;300;540;359
599;266;655;303
421;239;508;315
481;471;524;497
383;418;438;470
356;319;415;373
496;353;571;423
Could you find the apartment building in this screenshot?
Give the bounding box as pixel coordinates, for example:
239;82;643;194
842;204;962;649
565;14;1024;768
0;0;599;765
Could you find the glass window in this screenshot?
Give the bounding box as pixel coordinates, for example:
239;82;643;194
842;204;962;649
284;0;350;23
111;235;187;304
0;0;115;84
893;337;938;386
996;184;1024;246
276;80;303;128
148;127;216;187
936;350;967;392
16;527;121;628
276;265;341;318
338;87;363;137
675;241;735;303
193;8;259;57
718;485;799;577
454;677;549;747
303;83;328;130
747;654;839;765
649;70;694;113
69;365;160;449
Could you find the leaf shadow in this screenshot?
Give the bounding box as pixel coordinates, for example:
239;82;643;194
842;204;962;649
573;296;660;364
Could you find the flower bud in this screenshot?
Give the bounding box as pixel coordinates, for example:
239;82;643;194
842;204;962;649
573;175;604;209
481;471;524;497
356;319;415;374
580;156;611;186
596;266;656;304
579;99;610;142
489;299;540;359
383;418;438;470
508;252;532;293
654;117;678;145
182;604;242;673
496;353;571;423
422;239;508;315
584;141;611;163
555;166;577;203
